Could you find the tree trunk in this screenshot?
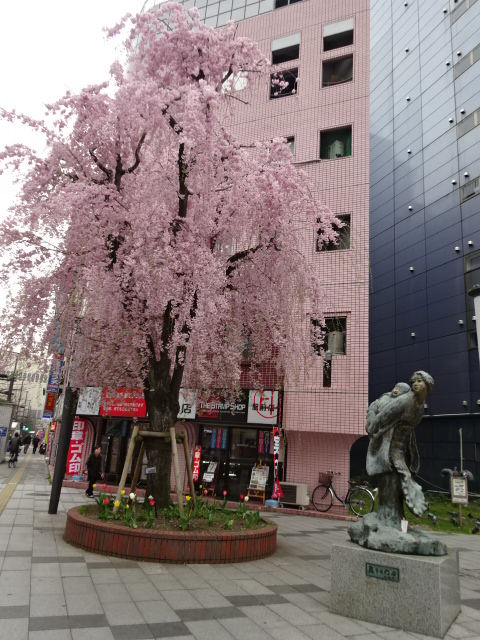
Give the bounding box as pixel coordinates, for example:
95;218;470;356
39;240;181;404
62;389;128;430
143;359;181;509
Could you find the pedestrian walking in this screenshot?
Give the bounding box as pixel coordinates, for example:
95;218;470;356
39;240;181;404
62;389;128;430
84;446;104;497
23;432;32;453
9;431;21;462
32;434;40;454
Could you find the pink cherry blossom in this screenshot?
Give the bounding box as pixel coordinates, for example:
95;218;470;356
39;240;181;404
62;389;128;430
0;3;337;509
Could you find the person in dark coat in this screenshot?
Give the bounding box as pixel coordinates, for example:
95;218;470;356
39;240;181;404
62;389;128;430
10;432;21;462
23;433;32;453
84;446;104;497
32;434;40;454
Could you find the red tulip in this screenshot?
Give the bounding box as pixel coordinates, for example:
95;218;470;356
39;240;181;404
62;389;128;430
103;497;110;504
149;499;155;506
223;490;227;496
240;494;244;501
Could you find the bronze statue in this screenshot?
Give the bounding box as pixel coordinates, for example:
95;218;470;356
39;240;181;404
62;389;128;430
349;371;447;555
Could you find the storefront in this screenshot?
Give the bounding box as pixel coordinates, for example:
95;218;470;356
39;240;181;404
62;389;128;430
181;389;283;499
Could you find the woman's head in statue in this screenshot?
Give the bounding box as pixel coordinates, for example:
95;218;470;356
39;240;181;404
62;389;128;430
410;371;434;399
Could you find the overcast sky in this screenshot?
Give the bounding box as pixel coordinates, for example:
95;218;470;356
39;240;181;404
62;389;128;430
0;0;147;311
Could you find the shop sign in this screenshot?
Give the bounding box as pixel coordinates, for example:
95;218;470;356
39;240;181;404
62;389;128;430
178;389;197;419
197;392;248;424
258;431;271;454
44;392;56;412
99;388;147;418
77;387;102;416
271;426;284;499
66;418;87;475
0;405;13;458
46;354;64;394
247;390;279;425
451;477;468;504
192;444;202;481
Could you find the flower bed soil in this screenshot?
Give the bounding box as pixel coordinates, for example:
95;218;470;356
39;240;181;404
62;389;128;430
64;506;278;563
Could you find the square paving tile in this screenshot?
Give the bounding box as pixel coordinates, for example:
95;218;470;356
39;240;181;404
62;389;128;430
103;601;145;626
71;628;115;640
110;624;153;640
148;622;191;638
0;617;29;640
66;592;104;616
135;600;180;624
0;605;30;618
28;629;72;640
63;577;95;595
30;594;67;617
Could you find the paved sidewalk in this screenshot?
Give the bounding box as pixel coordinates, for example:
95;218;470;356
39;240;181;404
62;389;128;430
1;455;480;640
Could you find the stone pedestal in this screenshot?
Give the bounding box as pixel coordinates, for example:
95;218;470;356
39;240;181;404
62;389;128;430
330;541;460;638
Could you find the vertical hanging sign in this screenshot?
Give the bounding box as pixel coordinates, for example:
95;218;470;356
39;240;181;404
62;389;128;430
66;418;87;476
271;427;284;499
192;445;202;482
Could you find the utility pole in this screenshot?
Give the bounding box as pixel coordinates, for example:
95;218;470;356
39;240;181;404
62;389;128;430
7;354;18;402
48;386;78;514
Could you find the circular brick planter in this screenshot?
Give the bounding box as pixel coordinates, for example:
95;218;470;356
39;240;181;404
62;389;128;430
63;506;277;564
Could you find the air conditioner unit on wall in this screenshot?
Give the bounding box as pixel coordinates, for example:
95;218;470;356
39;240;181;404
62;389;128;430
279;482;310;508
328;140;344;158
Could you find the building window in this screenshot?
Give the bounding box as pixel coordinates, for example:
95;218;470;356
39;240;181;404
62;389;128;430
311;317;347;356
457;108;480;138
461;176;480;203
323;18;354;52
454;43;480;79
270;68;298;99
464;250;480;349
274;0;303;9
451;0;478;25
319;126;352;159
322;55;353;87
317;214;351;251
272;34;300;65
286;136;295;155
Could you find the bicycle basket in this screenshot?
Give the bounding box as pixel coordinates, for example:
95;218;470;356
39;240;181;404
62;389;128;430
318;472;333;484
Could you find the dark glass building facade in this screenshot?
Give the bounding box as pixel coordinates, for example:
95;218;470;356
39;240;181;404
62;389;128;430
369;0;480;492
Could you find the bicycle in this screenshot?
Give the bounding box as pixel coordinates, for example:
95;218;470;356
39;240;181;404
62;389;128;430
311;471;375;516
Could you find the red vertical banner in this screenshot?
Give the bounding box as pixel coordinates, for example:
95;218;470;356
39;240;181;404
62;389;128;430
216;428;222;449
258;431;265;454
66;418;87;475
271;427;284;499
192;445;202;482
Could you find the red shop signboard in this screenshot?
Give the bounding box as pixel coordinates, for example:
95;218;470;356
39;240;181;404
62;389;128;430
99;388;147;418
192;445;202;482
66;418;87;476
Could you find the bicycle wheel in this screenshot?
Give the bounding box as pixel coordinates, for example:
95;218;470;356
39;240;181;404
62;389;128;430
349;487;374;516
312;484;333;512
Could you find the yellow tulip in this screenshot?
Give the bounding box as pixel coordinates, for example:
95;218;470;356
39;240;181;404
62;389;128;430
186;495;191;501
92;484;97;488
121;489;125;495
126;504;130;509
114;500;120;508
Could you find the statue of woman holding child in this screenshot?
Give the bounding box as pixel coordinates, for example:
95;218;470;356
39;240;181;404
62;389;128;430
348;371;447;555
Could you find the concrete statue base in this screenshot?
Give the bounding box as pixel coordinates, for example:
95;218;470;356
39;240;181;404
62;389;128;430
330;541;460;638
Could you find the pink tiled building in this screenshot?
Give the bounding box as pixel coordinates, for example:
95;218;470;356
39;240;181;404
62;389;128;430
229;0;370;499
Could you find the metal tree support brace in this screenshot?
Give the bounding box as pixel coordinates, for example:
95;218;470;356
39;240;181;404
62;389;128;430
112;428;196;515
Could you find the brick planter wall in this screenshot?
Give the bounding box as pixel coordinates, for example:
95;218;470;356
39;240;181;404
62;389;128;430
64;506;277;564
